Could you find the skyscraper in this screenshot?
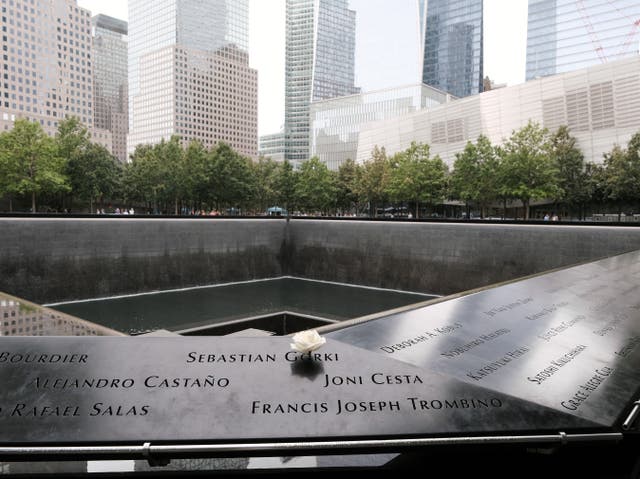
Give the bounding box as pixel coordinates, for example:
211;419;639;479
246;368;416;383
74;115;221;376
284;0;358;166
526;0;640;81
128;0;257;157
92;15;128;163
0;0;96;135
420;0;484;98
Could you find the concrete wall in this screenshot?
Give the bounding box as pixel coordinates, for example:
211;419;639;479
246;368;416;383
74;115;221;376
0;218;286;304
2;217;640;304
286;220;640;295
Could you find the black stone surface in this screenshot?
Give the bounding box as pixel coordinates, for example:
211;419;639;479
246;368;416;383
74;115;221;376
0;337;601;445
328;249;640;427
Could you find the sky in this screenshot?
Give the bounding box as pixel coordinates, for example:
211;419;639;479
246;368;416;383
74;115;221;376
78;0;529;136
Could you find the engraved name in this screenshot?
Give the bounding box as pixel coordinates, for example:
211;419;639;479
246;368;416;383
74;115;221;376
560;367;614;411
527;344;587;385
379;323;462;354
537;315;585;341
525;302;569;321
186;352;276;363
483;297;532;318
440;328;510;358
322;373;423;388
466;347;530;381
615;336;640;358
0;352;88;364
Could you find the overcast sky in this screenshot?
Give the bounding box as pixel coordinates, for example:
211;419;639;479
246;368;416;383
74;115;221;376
78;0;528;136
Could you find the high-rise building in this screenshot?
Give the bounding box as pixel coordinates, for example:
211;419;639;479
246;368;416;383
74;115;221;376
0;0;96;135
420;0;484;98
127;0;257;157
526;0;640;81
284;0;358;166
259;131;285;162
92;14;128;163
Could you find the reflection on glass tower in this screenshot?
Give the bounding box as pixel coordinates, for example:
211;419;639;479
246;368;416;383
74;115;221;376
526;0;640;81
421;0;483;98
285;0;358;166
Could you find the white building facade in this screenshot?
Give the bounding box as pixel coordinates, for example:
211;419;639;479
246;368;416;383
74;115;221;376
311;84;454;170
354;57;640;167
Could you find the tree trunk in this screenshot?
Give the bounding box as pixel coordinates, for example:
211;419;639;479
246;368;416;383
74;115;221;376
415;199;419;219
523;199;530;220
8;196;12;213
90;197;94;214
174;197;179;216
31;192;36;213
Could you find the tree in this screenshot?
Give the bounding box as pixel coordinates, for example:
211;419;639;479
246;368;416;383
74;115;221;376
295;157;337;214
57;116;91;161
500;121;560;220
155;136;185;215
451;135;501;218
209;142;255;212
550;125;588;218
602;134;640;220
275;160;297;213
336;158;360;214
252;156;280;213
182;140;209;212
123;144;161;212
0;119;68;212
356;146;391;216
67;143;121;213
388;142;448;218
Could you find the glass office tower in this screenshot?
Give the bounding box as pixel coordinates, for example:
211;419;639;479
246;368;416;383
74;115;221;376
92;15;129;163
128;0;256;157
284;0;358;166
527;0;640;81
421;0;484;98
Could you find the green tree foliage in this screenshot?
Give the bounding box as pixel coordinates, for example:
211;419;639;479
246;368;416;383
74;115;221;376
500;121;560;219
388;142;448;218
550;126;588;217
156;136;185;215
336;158;359;214
252;156;281;213
602;133;640;219
182;140;209;210
0;119;68;212
209;142;255;212
67;143;121;213
451;135;500;218
122;143;163;212
275;160;297;213
57;117;91;161
295;156;337;214
356;146;391;216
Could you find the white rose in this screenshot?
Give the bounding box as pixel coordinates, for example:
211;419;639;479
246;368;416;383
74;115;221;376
290;329;327;353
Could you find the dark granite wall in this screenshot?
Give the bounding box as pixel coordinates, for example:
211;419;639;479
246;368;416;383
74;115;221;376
286;220;640;295
2;218;640;303
0;218;286;304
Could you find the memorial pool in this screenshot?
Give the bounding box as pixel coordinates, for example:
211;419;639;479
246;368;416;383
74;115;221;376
48;277;435;335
